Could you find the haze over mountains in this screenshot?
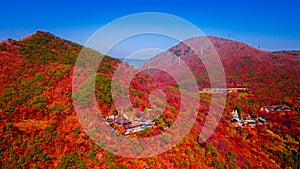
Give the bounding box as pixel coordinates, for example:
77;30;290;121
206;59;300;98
0;31;299;168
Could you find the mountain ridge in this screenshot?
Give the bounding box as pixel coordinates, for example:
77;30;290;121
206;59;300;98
2;30;299;56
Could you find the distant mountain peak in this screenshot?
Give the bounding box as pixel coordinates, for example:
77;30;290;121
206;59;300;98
34;30;54;36
19;30;61;42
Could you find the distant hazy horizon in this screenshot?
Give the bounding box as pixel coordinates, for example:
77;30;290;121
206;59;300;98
120;58;148;68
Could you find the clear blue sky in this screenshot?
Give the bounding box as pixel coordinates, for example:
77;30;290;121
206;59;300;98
1;0;299;53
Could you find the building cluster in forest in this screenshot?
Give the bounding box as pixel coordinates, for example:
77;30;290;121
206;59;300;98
260;105;290;113
106;109;155;135
230;109;268;128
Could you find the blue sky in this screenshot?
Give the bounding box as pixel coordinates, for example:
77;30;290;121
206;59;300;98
1;0;300;55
